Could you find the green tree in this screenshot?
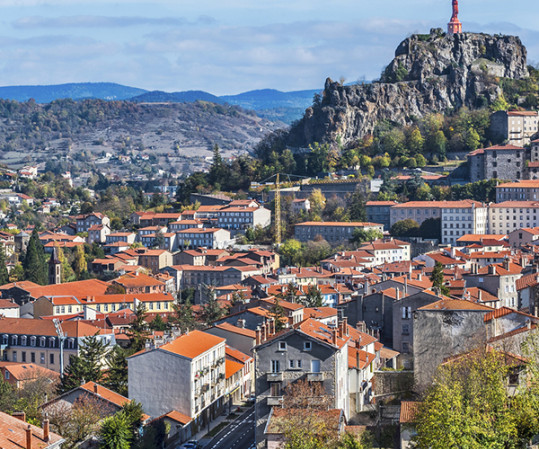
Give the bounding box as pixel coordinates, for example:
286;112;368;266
201;290;225;326
23;228;48;285
408;127;425;155
430;261;449;295
171;297;197;333
73;244;88;279
269;298;287;332
149;313;168;331
99;413;130;449
390;219;419;237
104;346;129;396
280;239;302;266
348;188;367;222
414;348;535;448
350;228;384;245
302;285;323;308
308;189;326;218
129;303;149;352
58;333;110;393
0;244;9;285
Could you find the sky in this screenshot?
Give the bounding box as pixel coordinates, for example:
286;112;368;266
0;0;537;95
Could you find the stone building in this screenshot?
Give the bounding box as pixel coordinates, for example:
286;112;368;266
490;110;539;146
413;299;492;390
294;221;383;243
467;144;527;182
366;201;398;231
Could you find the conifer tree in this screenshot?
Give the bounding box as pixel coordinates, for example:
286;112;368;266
430;261;449;295
129;303;149;352
23;228;47;285
269;298;286;332
0;244;9;285
171;297;196;333
201;287;225;326
104;346;129;396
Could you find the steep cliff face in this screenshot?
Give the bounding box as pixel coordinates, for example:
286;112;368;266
285;29;529;148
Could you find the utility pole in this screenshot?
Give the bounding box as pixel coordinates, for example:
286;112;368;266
53;318;66;379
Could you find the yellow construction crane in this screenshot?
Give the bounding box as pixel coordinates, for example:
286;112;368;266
274;173;281;246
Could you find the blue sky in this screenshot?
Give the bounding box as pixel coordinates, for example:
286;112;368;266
0;0;537;95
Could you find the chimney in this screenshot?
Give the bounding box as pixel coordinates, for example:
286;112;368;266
404;277;408;295
43;419;49;442
489;265;497;276
332;328;338;346
527;319;532;330
503;259;510;271
26;425;32;449
396;289;400;301
418;272;422;281
338;321;343;339
478;290;482;302
255;327;261;345
93;383;98;394
261;322;267;342
342;317;348;336
13;412;26;422
268;318;275;336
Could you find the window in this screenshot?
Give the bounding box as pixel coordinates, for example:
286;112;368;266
31;352;35;363
270;383;281;397
271;360;280;373
40;353;45;364
402;324;410;335
289;360;295;369
21;352;26;362
30;337;36;347
297;360;302;369
311;360;321;373
278;342;287;351
12;352;16;362
303;341;312;351
5;371;9;380
402;342;410;353
39;337;46;347
50;353;54;364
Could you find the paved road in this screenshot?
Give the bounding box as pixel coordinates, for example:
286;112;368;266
204;406;255;449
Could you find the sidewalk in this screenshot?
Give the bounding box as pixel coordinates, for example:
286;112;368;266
191;401;251;447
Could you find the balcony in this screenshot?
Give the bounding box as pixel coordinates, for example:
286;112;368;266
306;372;325;382
267;372;283;382
267;396;283;406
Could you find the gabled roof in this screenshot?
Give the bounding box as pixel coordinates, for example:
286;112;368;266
295;318;349;349
0;411;63;449
80;381;131;408
225;358;244;379
213;322;256;338
0;318;108;337
418;299;493;311
483;306;537;323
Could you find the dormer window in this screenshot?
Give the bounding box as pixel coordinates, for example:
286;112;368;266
21;336;27;346
39;337;46;347
11;335;17;345
303;341;312;351
30;336;36;347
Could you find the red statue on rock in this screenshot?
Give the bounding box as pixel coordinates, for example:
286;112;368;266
448;0;462;34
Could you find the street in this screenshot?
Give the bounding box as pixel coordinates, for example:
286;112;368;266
204;406;255;449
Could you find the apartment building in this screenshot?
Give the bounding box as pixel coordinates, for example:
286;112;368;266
0;318;114;373
366;201;398;230
253;318;349;448
76;212;110;234
128;330;226;424
490;110;539;146
176;228;232;250
358;238;411;264
294;222;384;243
163;265;262;291
217;206;271;232
441;201;488;246
496;180;539;202
106;232;136;245
488;201;539;235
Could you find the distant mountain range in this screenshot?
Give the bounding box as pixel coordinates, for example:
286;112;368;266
0;82;321;124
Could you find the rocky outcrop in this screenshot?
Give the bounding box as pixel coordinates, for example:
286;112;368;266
285;29;529;148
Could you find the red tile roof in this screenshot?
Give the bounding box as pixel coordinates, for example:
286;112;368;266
213;322;256;338
0;411;63;448
159;330;225;359
0;318;108;337
225;358;244;379
419;299;493;311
